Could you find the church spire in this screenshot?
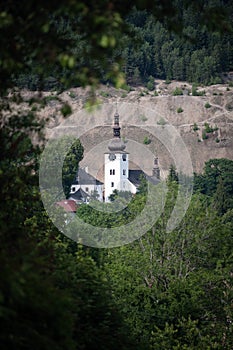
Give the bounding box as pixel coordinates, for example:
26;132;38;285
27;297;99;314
108;110;126;152
113;110;121;138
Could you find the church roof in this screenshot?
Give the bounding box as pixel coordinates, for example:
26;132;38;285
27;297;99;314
75;168;103;185
108;138;126;152
129;170;160;187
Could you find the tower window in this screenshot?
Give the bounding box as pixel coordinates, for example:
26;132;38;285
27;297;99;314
122;154;126;161
111;182;114;187
85;187;89;192
110;169;115;175
123;169;126;175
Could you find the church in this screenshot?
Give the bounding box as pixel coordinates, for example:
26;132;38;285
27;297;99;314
69;111;160;203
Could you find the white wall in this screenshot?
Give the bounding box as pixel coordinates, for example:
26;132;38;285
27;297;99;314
70;183;103;202
104;153;129;201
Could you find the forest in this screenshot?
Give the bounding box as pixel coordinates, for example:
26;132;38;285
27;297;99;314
9;1;233;90
1;0;233;349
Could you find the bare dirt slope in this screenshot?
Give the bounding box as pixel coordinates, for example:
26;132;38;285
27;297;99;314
22;79;233;177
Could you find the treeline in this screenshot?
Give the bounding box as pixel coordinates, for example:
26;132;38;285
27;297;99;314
122;3;233;86
13;0;233;90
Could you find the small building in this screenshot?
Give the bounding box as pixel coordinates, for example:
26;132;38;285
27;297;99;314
56;199;78;213
69;168;103;203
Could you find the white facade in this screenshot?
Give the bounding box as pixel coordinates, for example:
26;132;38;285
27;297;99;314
105;152;136;201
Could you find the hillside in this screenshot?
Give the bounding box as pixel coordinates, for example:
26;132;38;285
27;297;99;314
21;79;233;178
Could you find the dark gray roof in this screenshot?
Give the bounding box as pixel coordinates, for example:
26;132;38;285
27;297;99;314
74;168;103;185
129;170;160;187
69;188;90;201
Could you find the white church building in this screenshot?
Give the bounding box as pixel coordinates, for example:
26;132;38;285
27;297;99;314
69;111;160;203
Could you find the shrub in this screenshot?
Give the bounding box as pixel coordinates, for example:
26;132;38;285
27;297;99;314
44;95;59;104
61;103;72;117
173;87;183;96
69;91;76;98
192;84;205;96
202;130;208;140
204;102;211;108
140;114;148;122
177;107;183;113
226;102;233;111
193;123;199;131
146;76;155;91
100;91;109;98
157;117;166;125
204;122;218;133
143;136;151;145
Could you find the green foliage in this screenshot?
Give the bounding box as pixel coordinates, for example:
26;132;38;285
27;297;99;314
40;136;84;198
60;103;72;117
2;1;233;92
204;102;211;108
202;129;208;139
100;90;110;98
193;122;199;131
191;84;205;96
0;103;137;350
2;2;233;349
177;107;183;113
143;136;151;144
194;158;233;214
102;185;233;348
146;76;155;91
68;91;76;98
167;164;179;183
172;87;183;96
204;122;218;133
157;117;166;125
140;114;148;122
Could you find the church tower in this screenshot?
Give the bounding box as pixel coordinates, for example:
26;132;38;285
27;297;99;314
104;111;129;202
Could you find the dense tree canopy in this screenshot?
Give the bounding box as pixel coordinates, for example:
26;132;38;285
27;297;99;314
1;1;233;349
1;0;233;91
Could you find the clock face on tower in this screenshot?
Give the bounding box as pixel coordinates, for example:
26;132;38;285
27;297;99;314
109;153;116;161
